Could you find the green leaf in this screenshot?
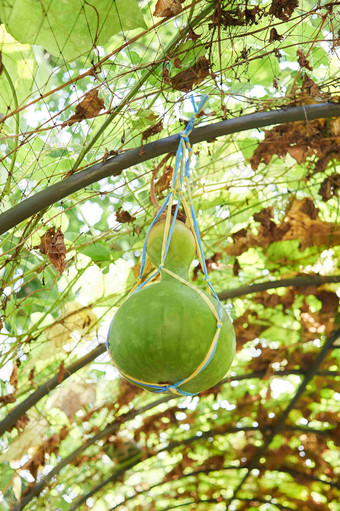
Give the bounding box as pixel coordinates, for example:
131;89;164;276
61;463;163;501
46;148;70;159
0;26;36;113
0;0;146;60
82;241;112;264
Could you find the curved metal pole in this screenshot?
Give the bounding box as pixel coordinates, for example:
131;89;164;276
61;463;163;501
1;102;340;236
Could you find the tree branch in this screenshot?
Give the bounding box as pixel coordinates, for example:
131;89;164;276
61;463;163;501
1;102;340;235
0;343;106;437
106;464;339;511
70;423;337;509
217;274;340;300
11;396;173;511
226;327;340;509
2;340;337;439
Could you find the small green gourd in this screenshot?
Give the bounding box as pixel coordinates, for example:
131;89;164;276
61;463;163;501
108;219;235;395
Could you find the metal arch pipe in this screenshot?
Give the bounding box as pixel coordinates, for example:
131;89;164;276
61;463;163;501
1;102;340;236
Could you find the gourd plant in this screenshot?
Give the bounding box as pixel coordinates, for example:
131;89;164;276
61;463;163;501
108;97;235;396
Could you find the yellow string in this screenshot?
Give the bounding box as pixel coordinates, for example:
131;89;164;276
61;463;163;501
161;192;174;264
108;98;222;394
107;264;221;393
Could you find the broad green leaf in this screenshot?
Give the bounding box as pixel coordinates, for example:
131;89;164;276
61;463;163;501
0;26;36;112
0;0;146;60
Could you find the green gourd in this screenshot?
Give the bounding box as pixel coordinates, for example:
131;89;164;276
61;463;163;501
108;219;235;395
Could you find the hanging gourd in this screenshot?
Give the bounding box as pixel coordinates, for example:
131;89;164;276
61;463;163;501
107;96;235;396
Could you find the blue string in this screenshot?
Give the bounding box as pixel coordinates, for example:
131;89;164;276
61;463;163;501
138;193;171;279
108;94;226;396
163;194;181;261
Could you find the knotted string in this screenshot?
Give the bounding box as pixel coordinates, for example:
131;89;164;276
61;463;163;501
106;94;224;396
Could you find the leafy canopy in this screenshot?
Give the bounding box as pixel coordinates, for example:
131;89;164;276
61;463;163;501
0;1;339;511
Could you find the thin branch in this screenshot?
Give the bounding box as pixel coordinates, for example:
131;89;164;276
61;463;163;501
106;464;339;511
217;274;340;300
0;343;106;437
225;327;340;509
70;423;336;509
151;497;297;511
69;3;215;174
2;339;337;439
1;102;340;235
11;396;174;511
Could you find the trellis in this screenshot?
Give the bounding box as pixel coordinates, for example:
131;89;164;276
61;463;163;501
1;1;340;510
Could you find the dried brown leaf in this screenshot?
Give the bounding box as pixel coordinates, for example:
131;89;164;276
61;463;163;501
269;27;284;42
192;252;222;281
318;173;340;201
10;362;18;389
233;310;265;350
13;414;29;433
116;207;136;224
161;64;171;85
39;227;66;274
155;165;173;194
50;383;96;421
233;258;241;276
302;74;322;97
62;89;104;127
269;0;298;21
249;117;338;172
0;393;16;405
226;198;340;256
171;56;210;92
153;0;183;17
141;120;163;141
186;27;200;42
57;361;65;384
297;49;313;70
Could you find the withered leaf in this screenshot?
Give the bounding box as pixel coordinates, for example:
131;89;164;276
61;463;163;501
171;56;210;92
50;383;96;421
192;252;222;281
39;227;66;274
302;74;322;97
62;89;104;127
297;49;313;71
269;27;284;43
57;361;65;384
155;165;173;194
14;414;29;433
299;197;319;219
186;27;200;42
331;29;340;50
10;362;18;389
29;368;35;385
142;120;163;141
161;64;171;85
0;393;16;405
226;198;340;256
116;207;136;223
318;173;340;201
153;0;183;17
249;117;339;172
21;426;68;480
233;258;241;276
269;0;298;21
